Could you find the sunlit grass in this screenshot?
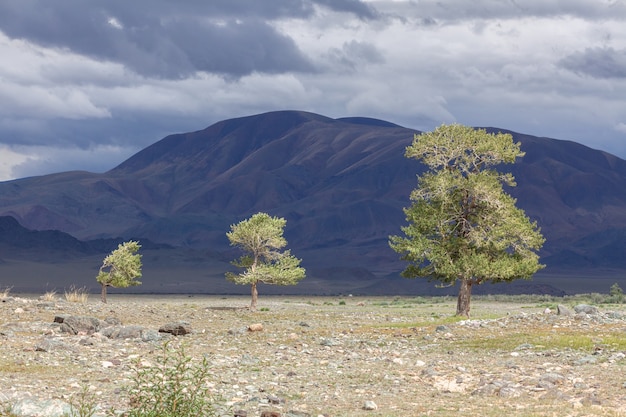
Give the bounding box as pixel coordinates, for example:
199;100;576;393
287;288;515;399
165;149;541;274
455;329;626;352
40;289;57;301
64;285;89;303
0;286;12;299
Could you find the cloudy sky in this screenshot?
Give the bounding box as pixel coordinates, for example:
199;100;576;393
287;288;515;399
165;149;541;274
1;0;625;181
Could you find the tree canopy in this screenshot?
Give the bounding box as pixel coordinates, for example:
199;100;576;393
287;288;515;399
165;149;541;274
226;212;305;310
96;240;142;303
389;124;545;316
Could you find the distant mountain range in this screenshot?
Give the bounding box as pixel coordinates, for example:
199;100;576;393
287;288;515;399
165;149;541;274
1;110;625;295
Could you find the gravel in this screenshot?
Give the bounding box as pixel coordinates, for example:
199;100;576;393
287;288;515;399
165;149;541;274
1;294;626;417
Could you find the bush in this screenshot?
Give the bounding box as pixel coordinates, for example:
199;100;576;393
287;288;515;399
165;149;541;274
125;342;218;417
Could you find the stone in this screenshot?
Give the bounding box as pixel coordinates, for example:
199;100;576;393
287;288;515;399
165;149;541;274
575;355;598;365
285;411;311;417
267;395;285;404
159;321;192;336
234;410;248;417
59;316;105;335
104;317;122;326
99;325;145;339
248;323;264;332
363;400;378;410
320;338;340;346
260;411;281;417
574;304;599;315
35;338;77;353
557;305;572;316
10;398;71;417
141;329;162;342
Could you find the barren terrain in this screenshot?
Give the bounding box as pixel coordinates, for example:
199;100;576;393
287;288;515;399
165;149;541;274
1;293;626;416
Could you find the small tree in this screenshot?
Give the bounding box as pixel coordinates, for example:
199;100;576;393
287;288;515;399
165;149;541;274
609;282;624;303
96;240;142;303
390;124;545;317
226;212;305;310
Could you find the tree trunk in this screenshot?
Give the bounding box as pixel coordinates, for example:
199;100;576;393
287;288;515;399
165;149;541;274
456;278;472;317
250;282;258;311
101;284;108;304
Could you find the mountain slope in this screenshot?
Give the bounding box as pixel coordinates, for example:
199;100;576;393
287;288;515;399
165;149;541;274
1;111;626;293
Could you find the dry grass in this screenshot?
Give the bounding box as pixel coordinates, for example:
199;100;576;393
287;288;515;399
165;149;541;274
64;285;89;303
40;290;57;301
0;286;12;299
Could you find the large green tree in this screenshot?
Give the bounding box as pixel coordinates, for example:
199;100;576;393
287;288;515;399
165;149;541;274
389;124;545;317
96;240;142;303
226;212;305;310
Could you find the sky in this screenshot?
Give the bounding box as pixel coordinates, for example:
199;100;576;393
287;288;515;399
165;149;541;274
0;0;625;181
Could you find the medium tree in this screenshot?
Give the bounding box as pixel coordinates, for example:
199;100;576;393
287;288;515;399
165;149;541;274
389;124;545;317
226;212;305;310
96;240;143;303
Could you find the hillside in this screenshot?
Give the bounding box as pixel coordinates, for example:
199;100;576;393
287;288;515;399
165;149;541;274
1;111;626;294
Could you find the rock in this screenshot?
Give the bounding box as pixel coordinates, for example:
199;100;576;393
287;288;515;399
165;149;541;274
248;323;264;332
557;305;572;316
234;410;248;417
59;316;105;335
35;338;77;353
575;355;598;365
104;317;122;326
158;321;192;336
228;327;248;335
141;329;162;342
574;304;599;315
363;400;378;410
10;398;71;417
99;325;146;339
239;354;260;366
285;411;311;417
435;325;450;332
320;338;340;346
260;411;281;417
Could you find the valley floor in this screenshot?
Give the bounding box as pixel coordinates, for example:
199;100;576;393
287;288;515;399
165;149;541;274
1;294;626;416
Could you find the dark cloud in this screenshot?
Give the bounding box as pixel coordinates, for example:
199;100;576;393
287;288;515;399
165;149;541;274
370;0;626;21
326;40;385;71
559;47;626;79
312;0;378;19
0;0;378;79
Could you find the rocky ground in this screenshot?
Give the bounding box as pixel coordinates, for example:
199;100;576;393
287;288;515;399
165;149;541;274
1;293;626;417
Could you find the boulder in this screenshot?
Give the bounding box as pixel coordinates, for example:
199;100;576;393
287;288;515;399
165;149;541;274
248;323;264;332
574;304;599;315
58;316;106;335
159;321;192;336
99;325;145;339
556;305;572;316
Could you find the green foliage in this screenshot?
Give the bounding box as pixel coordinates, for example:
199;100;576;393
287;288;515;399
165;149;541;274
125;343;218;417
390;124;545;315
226;212;305;309
609;282;624;303
96;240;142;303
66;385;99;417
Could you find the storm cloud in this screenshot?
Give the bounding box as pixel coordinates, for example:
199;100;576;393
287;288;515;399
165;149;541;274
0;0;625;180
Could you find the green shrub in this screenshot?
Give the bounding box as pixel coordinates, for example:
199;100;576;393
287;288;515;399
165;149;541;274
66;385;99;417
125;342;218;417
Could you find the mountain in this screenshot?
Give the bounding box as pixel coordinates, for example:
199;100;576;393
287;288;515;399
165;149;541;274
0;110;625;295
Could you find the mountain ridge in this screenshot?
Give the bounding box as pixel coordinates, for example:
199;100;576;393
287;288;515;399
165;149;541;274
1;110;625;294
